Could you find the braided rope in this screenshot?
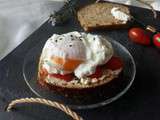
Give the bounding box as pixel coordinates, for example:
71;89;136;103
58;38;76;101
6;98;83;120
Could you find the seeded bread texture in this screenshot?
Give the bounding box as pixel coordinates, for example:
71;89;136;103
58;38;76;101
77;2;130;31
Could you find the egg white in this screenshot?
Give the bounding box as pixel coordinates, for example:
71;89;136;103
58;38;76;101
41;32;114;78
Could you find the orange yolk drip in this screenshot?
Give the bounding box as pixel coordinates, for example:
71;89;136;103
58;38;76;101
51;56;83;71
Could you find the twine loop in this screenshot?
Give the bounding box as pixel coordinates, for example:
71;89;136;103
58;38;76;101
6;97;83;120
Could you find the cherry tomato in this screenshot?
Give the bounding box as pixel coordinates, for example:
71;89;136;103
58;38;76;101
105;56;123;70
153;33;160;48
50;73;74;82
88;67;102;78
129;27;151;45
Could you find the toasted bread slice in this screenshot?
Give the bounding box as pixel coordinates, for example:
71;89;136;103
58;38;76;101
77;2;131;31
38;63;122;98
38;63;122;89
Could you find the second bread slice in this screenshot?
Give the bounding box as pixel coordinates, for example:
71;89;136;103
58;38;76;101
77;2;131;32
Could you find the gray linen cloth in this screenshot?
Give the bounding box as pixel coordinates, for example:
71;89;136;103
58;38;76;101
0;0;64;60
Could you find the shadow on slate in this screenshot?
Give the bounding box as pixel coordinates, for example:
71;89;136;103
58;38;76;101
0;0;160;120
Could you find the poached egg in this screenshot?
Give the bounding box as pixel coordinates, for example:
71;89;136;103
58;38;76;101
41;31;113;78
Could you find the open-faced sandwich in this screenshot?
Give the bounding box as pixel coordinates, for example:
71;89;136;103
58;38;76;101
38;31;124;99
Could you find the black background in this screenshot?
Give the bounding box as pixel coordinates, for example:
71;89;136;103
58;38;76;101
0;1;160;120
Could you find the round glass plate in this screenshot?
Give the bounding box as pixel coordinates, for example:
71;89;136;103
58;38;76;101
23;37;136;109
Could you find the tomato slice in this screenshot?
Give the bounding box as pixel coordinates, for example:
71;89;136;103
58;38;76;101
88;67;102;78
41;56;123;81
50;73;74;82
87;56;123;78
105;56;123;70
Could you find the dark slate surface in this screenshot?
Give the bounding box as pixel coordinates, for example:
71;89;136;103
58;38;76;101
1;1;160;120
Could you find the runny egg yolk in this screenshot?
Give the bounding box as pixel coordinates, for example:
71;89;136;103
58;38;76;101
51;56;84;71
